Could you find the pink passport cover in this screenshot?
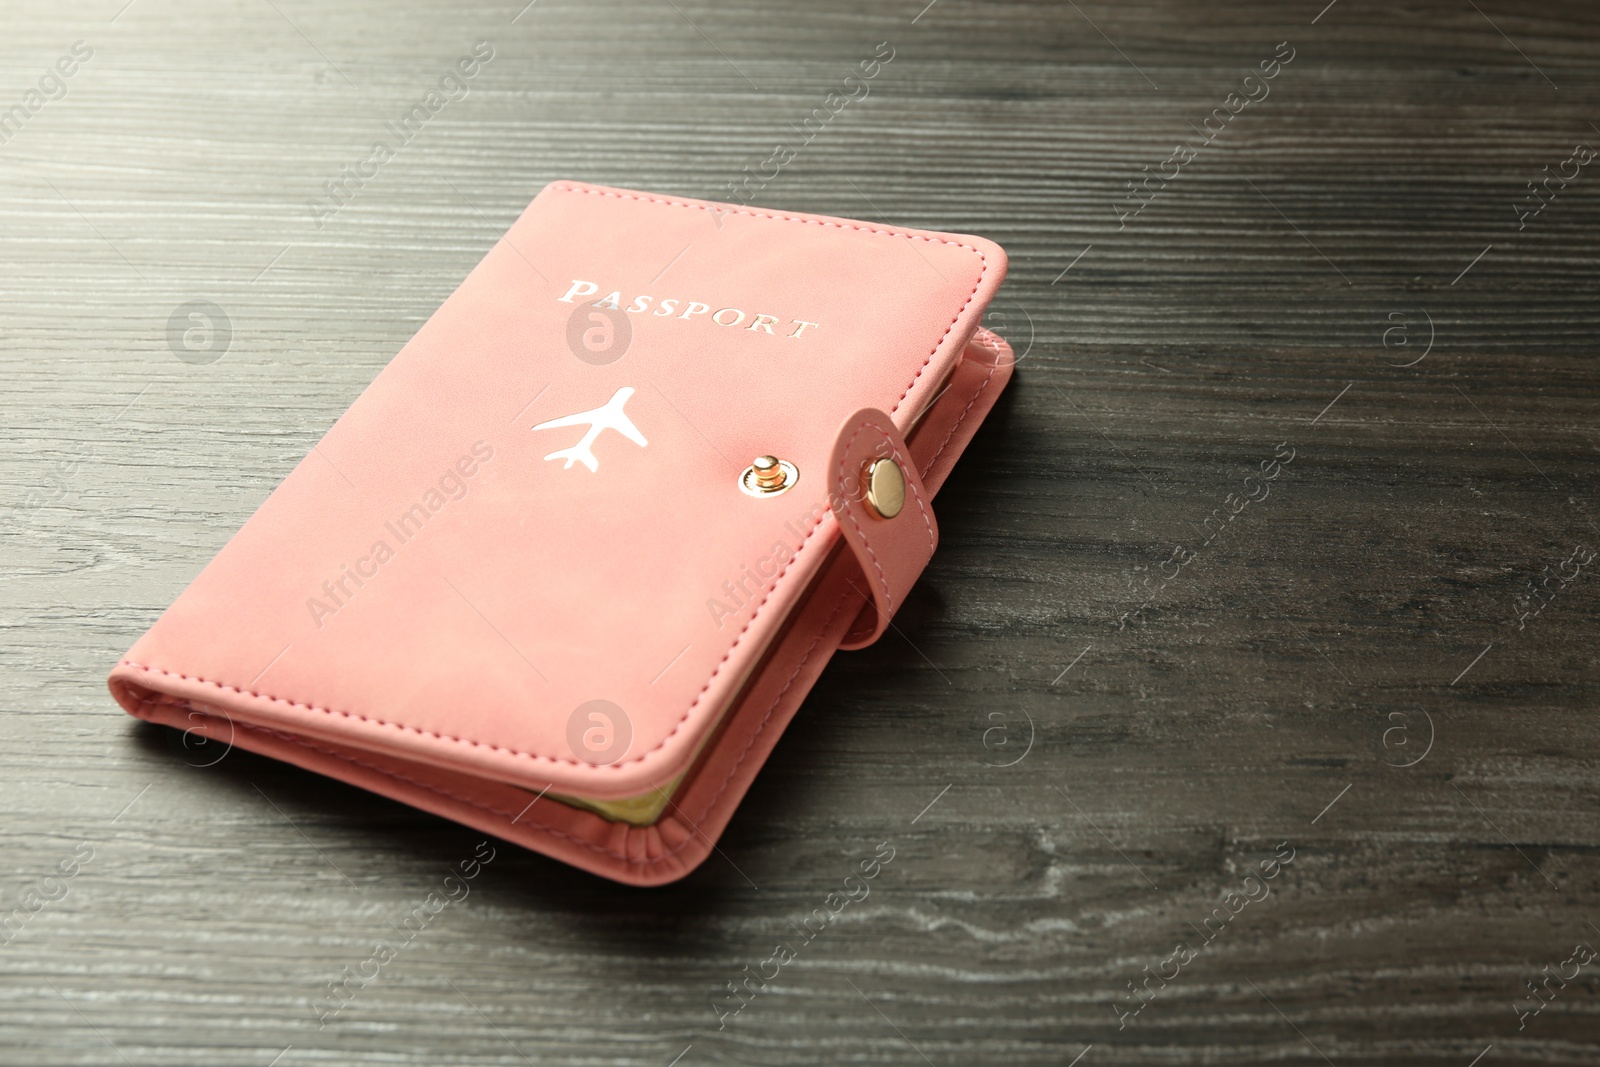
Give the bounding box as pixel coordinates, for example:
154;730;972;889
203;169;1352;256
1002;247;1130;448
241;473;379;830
109;181;1012;884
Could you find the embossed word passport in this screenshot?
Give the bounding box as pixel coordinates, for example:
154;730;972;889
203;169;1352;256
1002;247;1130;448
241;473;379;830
109;181;1012;885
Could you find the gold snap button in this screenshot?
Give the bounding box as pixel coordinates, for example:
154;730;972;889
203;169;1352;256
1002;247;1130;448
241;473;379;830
752;455;785;489
740;455;798;497
864;458;905;519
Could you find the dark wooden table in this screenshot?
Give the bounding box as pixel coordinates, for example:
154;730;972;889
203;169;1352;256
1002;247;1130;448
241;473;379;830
4;1;1598;1063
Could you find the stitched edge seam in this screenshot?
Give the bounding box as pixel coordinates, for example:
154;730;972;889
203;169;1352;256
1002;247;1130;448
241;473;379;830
925;340;1005;475
125;587;858;870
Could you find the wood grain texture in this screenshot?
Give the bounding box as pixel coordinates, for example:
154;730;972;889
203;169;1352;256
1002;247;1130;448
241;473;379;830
2;0;1599;1063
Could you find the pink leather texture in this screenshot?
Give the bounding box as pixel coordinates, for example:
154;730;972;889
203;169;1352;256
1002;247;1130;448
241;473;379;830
107;181;1012;885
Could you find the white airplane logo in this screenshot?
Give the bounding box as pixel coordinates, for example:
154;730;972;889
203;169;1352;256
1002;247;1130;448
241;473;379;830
531;386;648;472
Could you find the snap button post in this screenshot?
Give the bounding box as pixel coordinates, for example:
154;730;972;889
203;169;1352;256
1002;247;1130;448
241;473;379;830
740;455;799;497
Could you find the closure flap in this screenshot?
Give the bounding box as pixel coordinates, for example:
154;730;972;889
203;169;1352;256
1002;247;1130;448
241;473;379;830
829;408;938;650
